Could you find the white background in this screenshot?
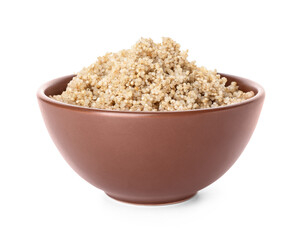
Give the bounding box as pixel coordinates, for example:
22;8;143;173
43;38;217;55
0;0;305;239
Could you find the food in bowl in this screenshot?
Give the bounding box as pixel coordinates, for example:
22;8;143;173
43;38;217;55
38;38;265;204
52;38;254;111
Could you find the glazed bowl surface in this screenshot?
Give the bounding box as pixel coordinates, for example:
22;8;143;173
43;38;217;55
37;73;265;204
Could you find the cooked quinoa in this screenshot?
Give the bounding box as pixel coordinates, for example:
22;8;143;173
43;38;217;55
52;38;254;111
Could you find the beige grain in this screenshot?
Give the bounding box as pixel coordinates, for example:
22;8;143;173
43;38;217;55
52;38;254;111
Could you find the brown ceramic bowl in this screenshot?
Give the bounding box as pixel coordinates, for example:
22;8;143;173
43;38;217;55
37;73;264;204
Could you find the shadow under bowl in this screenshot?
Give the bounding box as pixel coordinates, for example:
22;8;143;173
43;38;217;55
37;73;265;204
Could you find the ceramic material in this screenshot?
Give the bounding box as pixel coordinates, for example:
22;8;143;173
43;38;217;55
37;73;265;204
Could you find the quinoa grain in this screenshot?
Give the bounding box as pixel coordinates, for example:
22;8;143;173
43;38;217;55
52;38;254;111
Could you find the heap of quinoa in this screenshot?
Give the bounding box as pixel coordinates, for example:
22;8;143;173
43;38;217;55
52;38;254;111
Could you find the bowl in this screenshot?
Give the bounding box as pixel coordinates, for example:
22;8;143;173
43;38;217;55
37;73;265;204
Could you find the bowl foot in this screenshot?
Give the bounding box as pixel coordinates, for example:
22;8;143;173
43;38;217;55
105;192;197;205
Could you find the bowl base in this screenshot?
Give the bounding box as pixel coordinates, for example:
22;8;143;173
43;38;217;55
105;192;197;205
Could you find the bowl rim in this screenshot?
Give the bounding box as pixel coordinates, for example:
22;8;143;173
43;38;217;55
37;73;265;114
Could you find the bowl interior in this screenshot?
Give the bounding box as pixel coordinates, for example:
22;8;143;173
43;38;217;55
44;76;73;96
223;74;259;94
